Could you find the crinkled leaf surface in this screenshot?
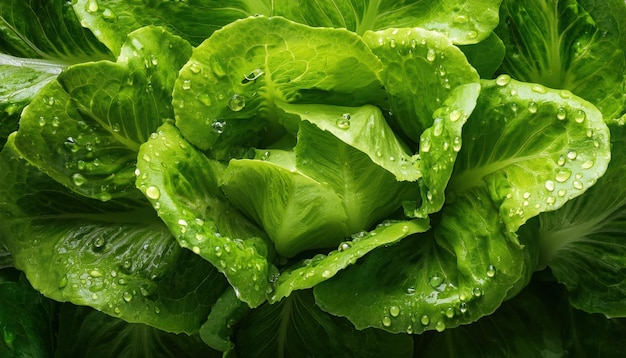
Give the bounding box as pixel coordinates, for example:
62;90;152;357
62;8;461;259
173;15;385;154
0;56;62;146
221;149;349;258
235;290;414;358
294;119;419;232
314;185;535;334
269;219;429;304
280;103;421;182
55;304;219;358
414;281;563;357
0;276;54;358
274;0;502;44
0;135;229;334
14;26;191;201
0;0;112;63
529;123;626;317
449;78;611;231
496;0;626;119
73;0;272;55
362;27;480;217
136;123;273;307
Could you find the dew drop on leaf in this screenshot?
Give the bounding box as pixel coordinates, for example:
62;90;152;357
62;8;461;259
145;186;161;200
228;93;246;111
486;264;496;278
426;48;436;62
71;173;86;186
382;316;392;327
389;306;400;317
435;320;446;332
495;74;511;86
420;314;430;326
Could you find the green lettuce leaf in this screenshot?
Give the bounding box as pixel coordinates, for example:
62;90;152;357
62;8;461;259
0;276;54;358
361;27;480;217
314;185;536;334
0;0;112;63
528;122;626;317
234;290;414;358
72;0;272;55
55;304;219;358
449;77;611;231
0;134;228;334
136;123;273;307
14;26;191;201
496;0;626;119
274;0;503;44
269;219;429;303
458;32;506;79
199;287;250;354
172;15;385;156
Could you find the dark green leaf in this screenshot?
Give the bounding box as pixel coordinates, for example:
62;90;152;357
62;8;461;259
136;123;273;307
0;135;229;334
458;32;506;79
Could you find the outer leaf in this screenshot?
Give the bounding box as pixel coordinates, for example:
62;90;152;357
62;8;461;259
274;0;503;44
199;287;250;353
235;290;414;358
136;123;273;307
73;0;272;55
0;277;54;358
0;135;228;334
449;78;611;231
173;15;385;154
362;27;480;216
280;103;421;182
0;55;63;146
529;123;626;317
496;0;626;119
414;281;563;357
14;26;191;201
221;150;349;258
0;0;112;63
314;185;535;334
55;304;219;358
269;219;429;304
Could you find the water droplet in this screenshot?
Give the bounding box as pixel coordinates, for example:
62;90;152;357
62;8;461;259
545;180;555;192
557;155;566;166
114;307;121;314
559;90;572;99
228;93;245;111
91;293;99;300
336;117;350;130
211;120;226;134
71;173;86;186
459;302;468;313
453;14;469;23
532;84;546;94
338;242;352;252
429;274;444;288
556;107;567;120
546;196;557;205
90;269;102;278
452;136;462;152
581;160;594;169
574;110;586;123
122;291;133;302
38;117;46;126
181;79;191;90
420;314;430;326
528;102;538;113
435;321;446;332
102;8;117;21
192;246;201;254
555;169;572;183
58;275;68;288
486;264;496;278
573;180;584;190
449;109;462;122
472;287;483;297
145;186;161;200
150;54;158;66
426;48;436;62
420;137;431;152
495;74;511;86
389;39;396;48
432;117;444;136
557;189;567;197
382;316;392;327
260;151;271;160
467;30;478;39
389;306;400;317
445;307;455;318
567;150;578;160
85;0;99;13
